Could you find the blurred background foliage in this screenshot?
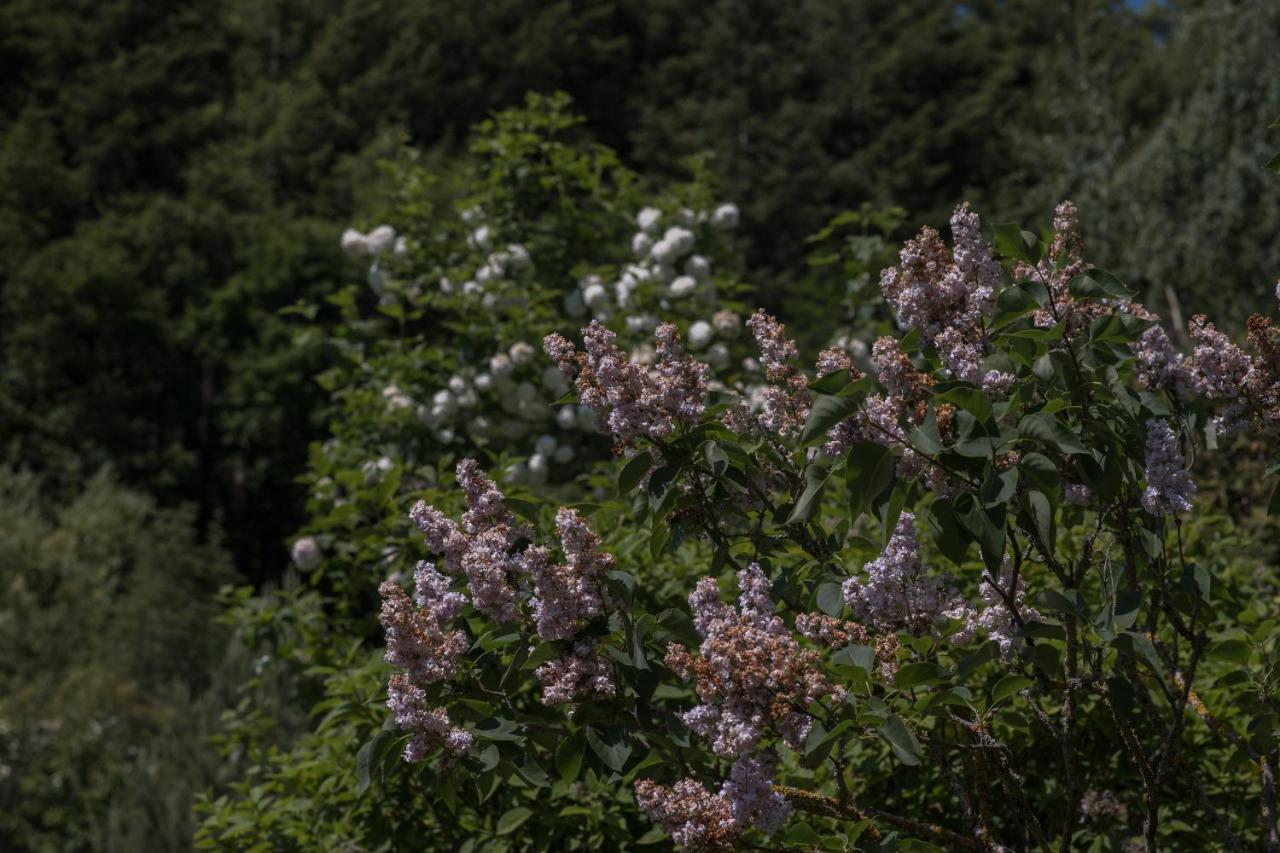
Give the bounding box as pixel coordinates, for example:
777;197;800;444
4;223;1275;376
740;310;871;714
2;0;1279;849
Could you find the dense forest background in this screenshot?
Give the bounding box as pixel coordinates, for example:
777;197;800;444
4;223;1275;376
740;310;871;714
2;0;1278;849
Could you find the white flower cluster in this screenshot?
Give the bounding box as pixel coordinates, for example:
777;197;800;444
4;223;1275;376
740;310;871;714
341;224;406;259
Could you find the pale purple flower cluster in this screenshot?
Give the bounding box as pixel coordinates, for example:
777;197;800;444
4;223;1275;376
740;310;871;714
535;639;616;705
951;561;1042;653
880;203;1005;386
378;561;474;763
1141;419;1196;515
386;674;473;761
842;513;969;635
1064;483;1092;507
1187;315;1255;434
718;755;792;834
815;346;853;378
745;310;800;381
733;311;811;439
410;459;528;622
667;564;842;758
1133;325;1190;394
523;508;616;641
544;321;708;448
378;564;469;685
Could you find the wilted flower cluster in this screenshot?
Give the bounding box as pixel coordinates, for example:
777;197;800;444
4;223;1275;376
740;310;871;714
1141;419;1196;516
842;513;971;635
666;564;844;758
635;755;790;852
544;321;709;449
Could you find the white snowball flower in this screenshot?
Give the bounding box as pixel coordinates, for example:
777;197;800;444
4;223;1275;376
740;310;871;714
392;236;408;259
432;389;458;417
473;372;494;392
460;205;481;224
636;206;662;233
527;453;549;485
340;228;369;256
684;254;711;280
662;226;695;257
706;342;731;368
481;293;497;309
438;277;456;295
507;243;531;269
542;364;568;393
456;389;478;409
669;275;698;299
510;341;535;365
711;203;740;229
535;434;558;456
291;536;322;571
650;238;677;265
447;375;468;395
583;283;609;310
462;280;483;296
556;406;578;430
366;225;397;255
469;225;493;251
489;353;514;376
674;207;696;226
382;383;413;410
475;263;499;284
625;314;659;333
687;320;713;350
471;415;493;436
632;232;654;258
563;289;586;317
614;277;635;307
437;427;456;443
553;445;575;463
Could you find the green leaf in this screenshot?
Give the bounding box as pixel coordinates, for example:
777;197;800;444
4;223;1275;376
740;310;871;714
816;581;844;617
473;717;522;742
994;222;1042;264
1069;268;1133;300
556;732;586;784
618;454;653;495
646;465;675;510
809;368;852;395
1208;639;1252;666
355;730;399;794
1267;480;1280;516
932;384;992;422
799;394;862;447
1266;151;1280;174
894;662;949;689
585;726;631;773
990;674;1033;704
878;715;923;765
832;644;875;674
846;441;895;522
496;807;533;835
703;441;729;478
1018;411;1088;455
787;462;831;524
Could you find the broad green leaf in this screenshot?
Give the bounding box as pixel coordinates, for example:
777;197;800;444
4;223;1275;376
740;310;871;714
496;807;533;835
990;674;1033;704
878;714;923;765
618;454;653;495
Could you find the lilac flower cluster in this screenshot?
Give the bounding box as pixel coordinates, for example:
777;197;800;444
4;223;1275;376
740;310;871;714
1141;419;1196;516
666;564;842;758
535;640;617;705
842;513;971;635
1133;325;1190;394
951;561;1042;654
386;675;474;761
1078;789;1128;824
378;563;468;685
377;560;474;763
635;756;790;852
410;459;529;622
544;321;709;449
879;203;1009;389
522;508;615;641
732;311;812;439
